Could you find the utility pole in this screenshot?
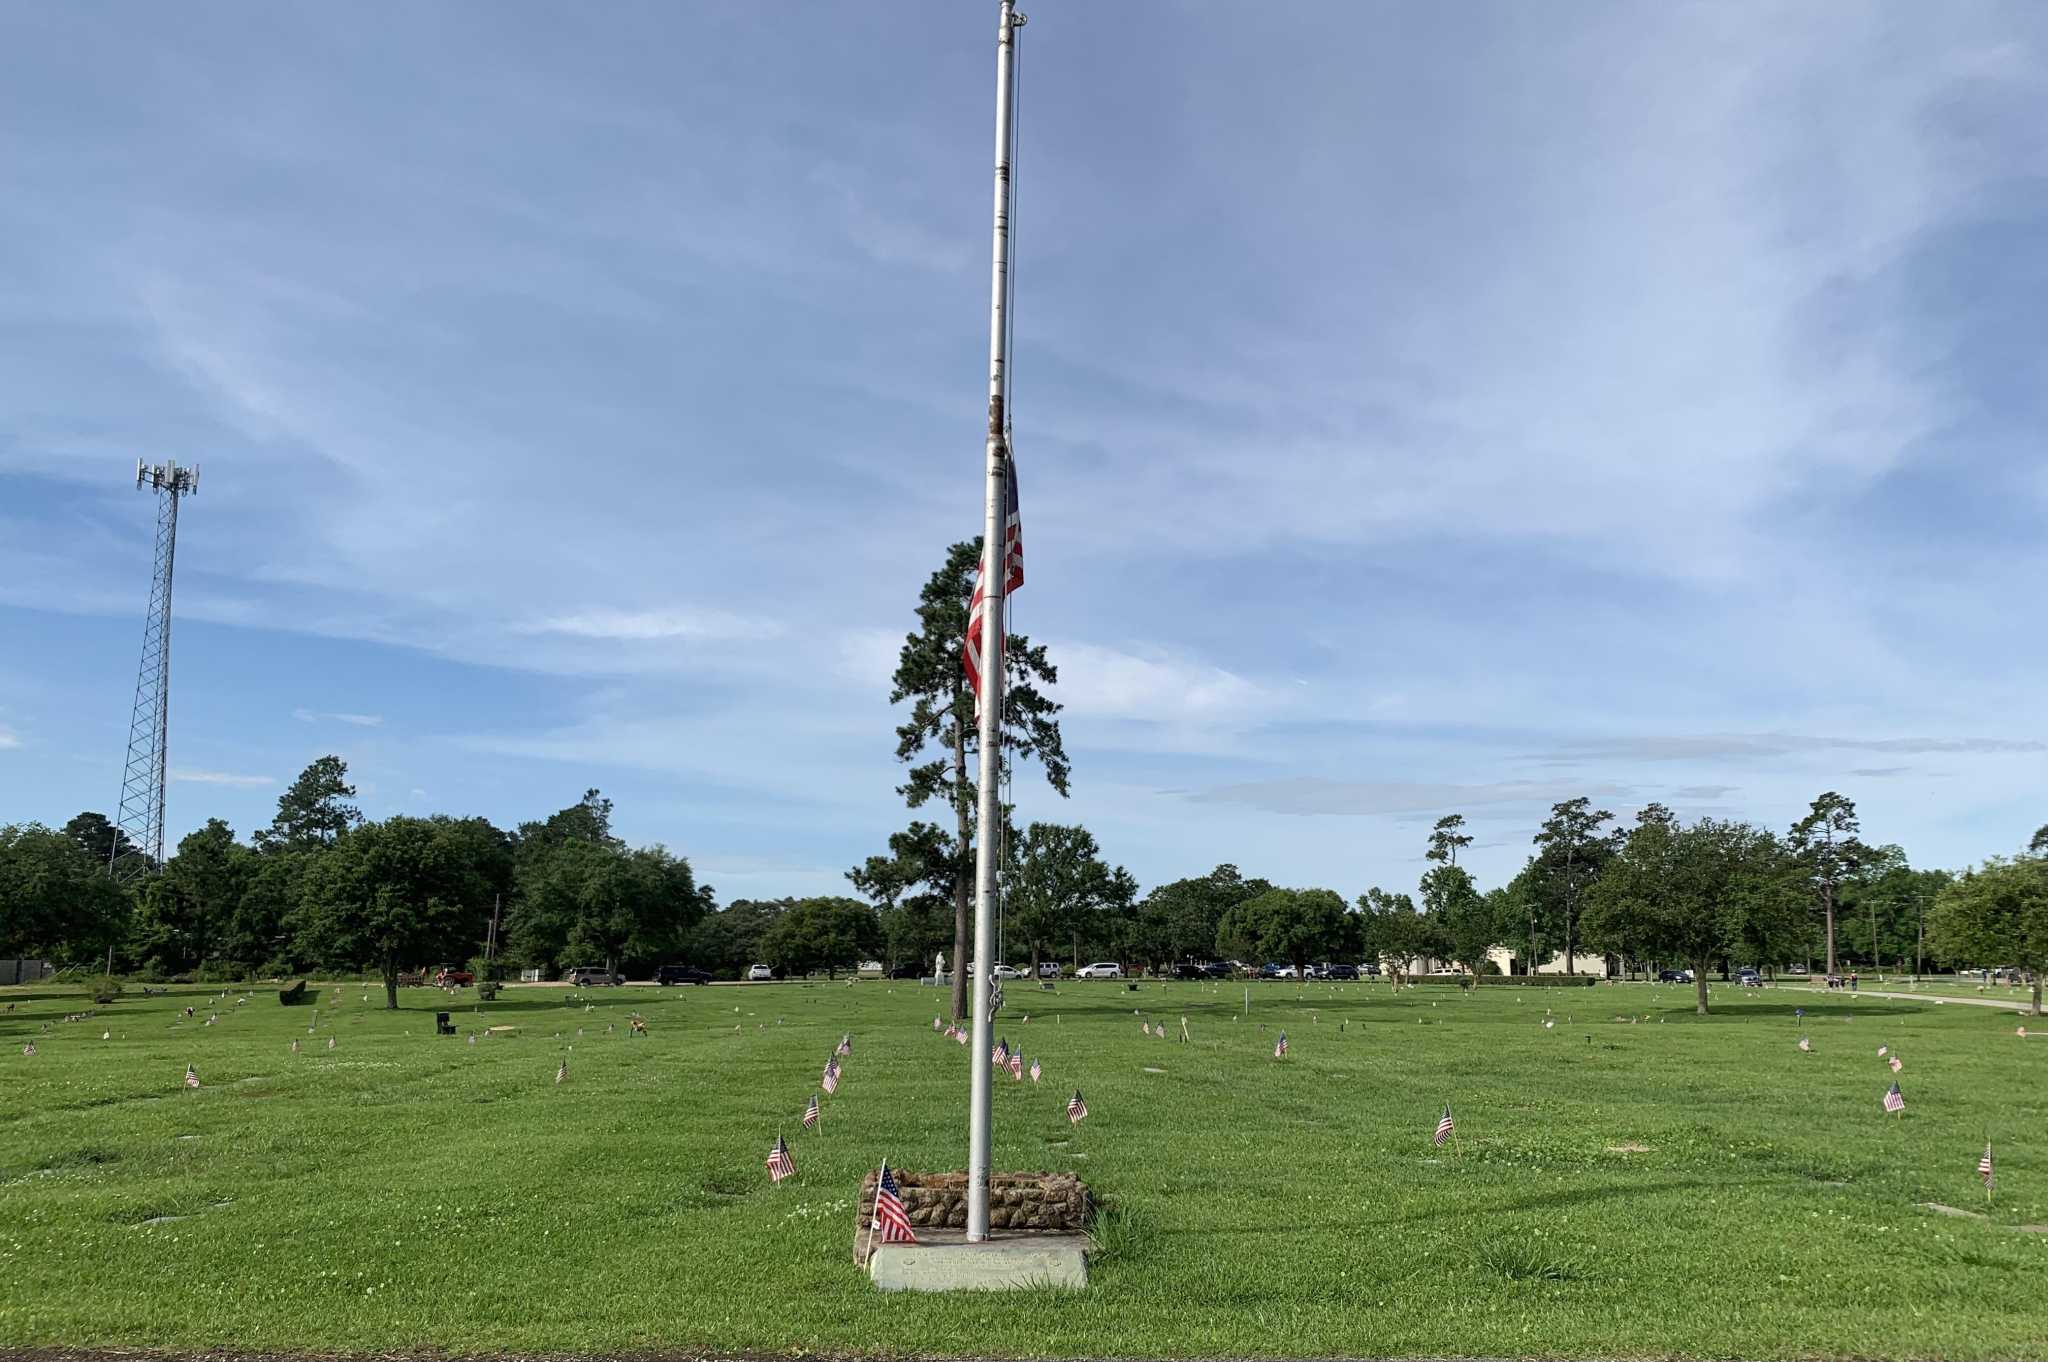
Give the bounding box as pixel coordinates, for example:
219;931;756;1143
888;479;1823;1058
966;0;1025;1246
112;460;199;882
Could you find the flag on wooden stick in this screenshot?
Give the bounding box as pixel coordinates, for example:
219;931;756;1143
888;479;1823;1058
766;1135;795;1183
872;1162;917;1244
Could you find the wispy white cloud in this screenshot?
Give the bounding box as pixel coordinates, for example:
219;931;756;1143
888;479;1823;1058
1047;642;1276;723
519;609;784;643
1189;778;1630;818
292;707;384;728
0;725;20;751
169;768;276;788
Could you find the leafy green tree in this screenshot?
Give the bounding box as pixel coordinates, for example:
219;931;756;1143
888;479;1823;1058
132;819;250;977
0;823;132;962
2031;825;2048;856
1357;886;1425;982
875;540;1068;1021
1140;864;1274;967
761;896;883;978
1216;887;1348;979
1930;856;2048;1016
516;788;620;855
1788;791;1869;978
1835;846;1949;972
507;791;623;973
1425;814;1473;866
1583;814;1789;1014
515;837;702;977
849;822;959;973
1421;862;1497;980
1005;823;1126;978
62;811;137;869
257;756;363;853
682;898;789;979
1529;796;1617;974
296;816;502;1008
235;848;317;975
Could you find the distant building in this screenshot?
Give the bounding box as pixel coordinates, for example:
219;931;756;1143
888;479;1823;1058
1486;947;1610;978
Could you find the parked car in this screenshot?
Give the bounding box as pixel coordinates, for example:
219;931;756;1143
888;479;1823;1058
746;964;775;982
1272;964;1299;979
1325;963;1360;981
565;967;623;987
434;968;474;987
1258;962;1284;979
1172;963;1206;981
989;964;1026;980
887;962;922;980
1038;961;1062;978
655;964;712;986
1075;961;1123;979
1734;968;1763;987
1200;961;1232;979
1656;968;1693;983
1360;962;1382;976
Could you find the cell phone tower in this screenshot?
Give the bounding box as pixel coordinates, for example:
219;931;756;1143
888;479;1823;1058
111;459;199;882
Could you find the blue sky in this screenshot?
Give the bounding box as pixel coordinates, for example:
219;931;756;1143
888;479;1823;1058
3;1;2043;903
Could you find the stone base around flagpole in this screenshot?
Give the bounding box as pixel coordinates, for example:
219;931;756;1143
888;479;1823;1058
868;1230;1089;1292
854;1170;1092;1291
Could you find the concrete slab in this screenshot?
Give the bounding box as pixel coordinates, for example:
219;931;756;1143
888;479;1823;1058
868;1234;1089;1292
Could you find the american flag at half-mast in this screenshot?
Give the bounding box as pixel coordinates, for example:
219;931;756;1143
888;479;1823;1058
873;1162;918;1244
1067;1089;1088;1123
1978;1142;1995;1188
962;460;1023;701
803;1094;820;1130
766;1135;796;1184
1883;1082;1905;1114
1433;1103;1456;1146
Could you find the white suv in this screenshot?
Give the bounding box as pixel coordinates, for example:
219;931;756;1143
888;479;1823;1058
747;964;774;981
1075;961;1123;979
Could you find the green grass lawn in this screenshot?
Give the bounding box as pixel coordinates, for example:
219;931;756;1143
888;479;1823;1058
3;978;2044;1360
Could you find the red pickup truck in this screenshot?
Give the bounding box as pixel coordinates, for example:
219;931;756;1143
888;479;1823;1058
434;968;475;987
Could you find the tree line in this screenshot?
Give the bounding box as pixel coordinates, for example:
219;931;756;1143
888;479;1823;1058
6;536;2042;1015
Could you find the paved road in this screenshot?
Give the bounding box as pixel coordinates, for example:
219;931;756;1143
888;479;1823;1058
1781;983;2037;1013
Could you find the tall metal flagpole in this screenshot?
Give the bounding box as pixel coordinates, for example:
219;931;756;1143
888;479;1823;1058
967;0;1024;1245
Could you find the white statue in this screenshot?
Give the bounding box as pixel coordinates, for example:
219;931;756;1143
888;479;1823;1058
933;950;946;981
